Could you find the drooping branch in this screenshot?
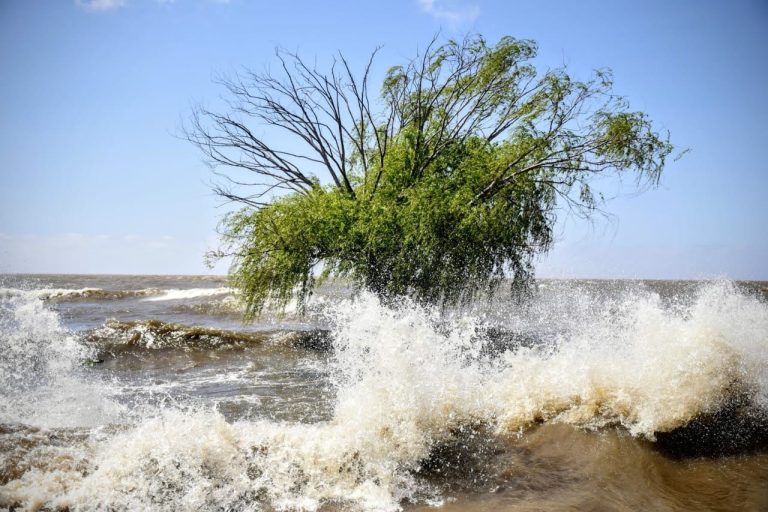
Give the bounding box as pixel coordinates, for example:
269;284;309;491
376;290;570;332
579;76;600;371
189;35;671;215
189;34;676;315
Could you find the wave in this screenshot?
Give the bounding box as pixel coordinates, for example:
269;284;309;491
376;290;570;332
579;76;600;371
0;286;233;303
169;293;335;323
85;319;332;352
1;281;767;510
0;286;164;302
141;288;232;302
170;295;245;318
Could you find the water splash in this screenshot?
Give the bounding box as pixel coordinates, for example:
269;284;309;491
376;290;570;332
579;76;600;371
1;280;766;510
0;291;122;429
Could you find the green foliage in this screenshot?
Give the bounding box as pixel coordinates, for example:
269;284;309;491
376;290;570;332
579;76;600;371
197;35;675;318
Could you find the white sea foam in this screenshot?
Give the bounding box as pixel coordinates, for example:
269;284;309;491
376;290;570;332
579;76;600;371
0;286;164;301
142;287;232;301
1;281;766;510
0;287;99;300
0;292;123;429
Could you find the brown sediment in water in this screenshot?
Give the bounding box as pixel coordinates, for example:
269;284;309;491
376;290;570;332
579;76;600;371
44;288;164;301
3;421;766;511
0;424;91;486
409;424;768;512
170;298;244;318
654;398;768;458
84;319;332;351
2;278;766;511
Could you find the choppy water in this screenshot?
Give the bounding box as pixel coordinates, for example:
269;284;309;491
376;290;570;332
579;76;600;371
0;274;767;511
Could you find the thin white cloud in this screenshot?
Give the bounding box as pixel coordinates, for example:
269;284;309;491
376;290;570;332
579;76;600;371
417;0;479;25
75;0;231;11
75;0;127;12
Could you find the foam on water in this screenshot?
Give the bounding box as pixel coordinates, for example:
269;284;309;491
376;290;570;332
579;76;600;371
142;288;232;302
0;287;165;302
0;293;123;429
491;281;767;434
1;281;767;510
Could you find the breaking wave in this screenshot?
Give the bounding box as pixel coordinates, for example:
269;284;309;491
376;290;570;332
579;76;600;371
85;319;331;352
0;286;234;304
0;286;165;302
141;288;232;302
1;280;767;510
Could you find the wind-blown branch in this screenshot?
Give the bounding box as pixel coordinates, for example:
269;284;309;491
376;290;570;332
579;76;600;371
187;34;676;316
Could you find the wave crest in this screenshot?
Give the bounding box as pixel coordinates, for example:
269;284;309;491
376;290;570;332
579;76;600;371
0;287;164;302
1;280;767;510
85;319;332;352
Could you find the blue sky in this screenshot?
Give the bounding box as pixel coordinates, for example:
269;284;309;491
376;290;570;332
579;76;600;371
0;0;766;278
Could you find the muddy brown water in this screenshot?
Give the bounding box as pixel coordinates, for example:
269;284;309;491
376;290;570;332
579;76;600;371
1;275;766;510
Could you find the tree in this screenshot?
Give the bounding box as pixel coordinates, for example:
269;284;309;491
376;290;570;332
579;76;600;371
186;35;674;319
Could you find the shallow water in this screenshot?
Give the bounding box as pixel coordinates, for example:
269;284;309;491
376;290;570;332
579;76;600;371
0;275;766;511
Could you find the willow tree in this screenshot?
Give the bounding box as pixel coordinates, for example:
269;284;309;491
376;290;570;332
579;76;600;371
187;35;674;319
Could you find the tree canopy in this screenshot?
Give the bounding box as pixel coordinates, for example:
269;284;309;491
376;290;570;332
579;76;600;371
187;35;674;319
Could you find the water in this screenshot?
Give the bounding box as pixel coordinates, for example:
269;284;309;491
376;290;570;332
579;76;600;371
0;275;767;511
